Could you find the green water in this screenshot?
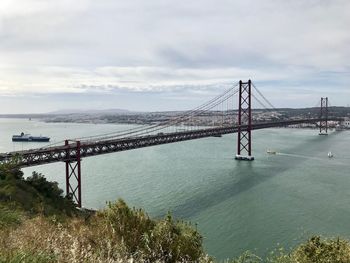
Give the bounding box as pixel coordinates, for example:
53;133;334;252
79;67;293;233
1;118;350;260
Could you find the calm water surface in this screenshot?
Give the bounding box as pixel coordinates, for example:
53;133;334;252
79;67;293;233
1;118;350;260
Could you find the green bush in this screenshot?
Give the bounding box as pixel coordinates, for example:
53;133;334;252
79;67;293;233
231;236;350;263
0;162;76;217
99;199;155;253
96;199;205;262
145;214;203;262
0;206;22;228
25;171;77;216
292;236;350;263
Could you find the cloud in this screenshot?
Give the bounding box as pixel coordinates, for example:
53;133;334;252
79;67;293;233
0;0;349;112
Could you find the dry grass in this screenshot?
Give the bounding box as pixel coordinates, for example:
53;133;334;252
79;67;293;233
2;204;350;263
0;200;212;263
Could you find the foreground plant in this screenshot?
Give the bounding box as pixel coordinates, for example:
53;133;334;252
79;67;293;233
0;199;210;262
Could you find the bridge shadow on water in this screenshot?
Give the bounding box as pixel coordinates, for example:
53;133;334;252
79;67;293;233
155;131;340;219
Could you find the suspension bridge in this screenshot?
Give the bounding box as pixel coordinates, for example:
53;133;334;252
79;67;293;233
0;80;341;207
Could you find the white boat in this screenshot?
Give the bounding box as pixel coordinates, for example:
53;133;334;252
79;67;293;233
328;151;333;158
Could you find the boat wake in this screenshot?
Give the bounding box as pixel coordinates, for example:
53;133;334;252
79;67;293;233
276;152;325;161
275;152;350;168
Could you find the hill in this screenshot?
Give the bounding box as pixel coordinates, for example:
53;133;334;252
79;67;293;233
1;162;350;262
48;108;131;115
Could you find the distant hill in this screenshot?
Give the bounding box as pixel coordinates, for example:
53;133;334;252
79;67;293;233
48;108;131;115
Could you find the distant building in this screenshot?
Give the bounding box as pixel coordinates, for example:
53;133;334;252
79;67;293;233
336;117;350;130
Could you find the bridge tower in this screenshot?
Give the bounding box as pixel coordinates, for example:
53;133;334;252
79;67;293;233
65;140;82;207
319;97;328;135
235;80;254;161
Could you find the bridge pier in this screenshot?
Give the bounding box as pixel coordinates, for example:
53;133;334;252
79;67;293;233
235;80;254;161
319;97;328;135
65;140;82;208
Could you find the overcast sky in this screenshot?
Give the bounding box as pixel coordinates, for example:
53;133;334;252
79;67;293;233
0;0;349;113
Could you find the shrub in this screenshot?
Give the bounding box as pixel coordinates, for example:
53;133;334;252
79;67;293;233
0;206;22;228
98;199;155;253
0;199;208;262
144;214;203;262
292;236;350;263
95;199;205;262
0;164;76;217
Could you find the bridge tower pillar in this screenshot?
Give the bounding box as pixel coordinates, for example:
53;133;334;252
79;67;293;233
235;80;254;161
319;97;328;135
65;140;82;207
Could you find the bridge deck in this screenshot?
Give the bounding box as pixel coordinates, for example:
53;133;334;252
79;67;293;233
0;118;339;167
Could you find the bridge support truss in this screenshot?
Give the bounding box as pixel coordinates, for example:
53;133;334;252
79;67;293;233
65;140;82;207
235;80;254;161
319;97;328;135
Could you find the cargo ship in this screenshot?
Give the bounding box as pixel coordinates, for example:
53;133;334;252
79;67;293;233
12;132;50;142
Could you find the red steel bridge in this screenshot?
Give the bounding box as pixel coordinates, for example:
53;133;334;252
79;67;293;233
0;80;341;207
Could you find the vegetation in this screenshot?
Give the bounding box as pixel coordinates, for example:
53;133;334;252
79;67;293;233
1;163;350;262
0;163;208;262
0;199;208;262
226;236;350;263
0;160;77;222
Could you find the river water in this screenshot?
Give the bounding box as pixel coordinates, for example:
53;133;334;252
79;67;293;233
1;118;350;260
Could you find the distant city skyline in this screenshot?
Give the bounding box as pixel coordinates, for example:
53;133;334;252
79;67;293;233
0;0;349;113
